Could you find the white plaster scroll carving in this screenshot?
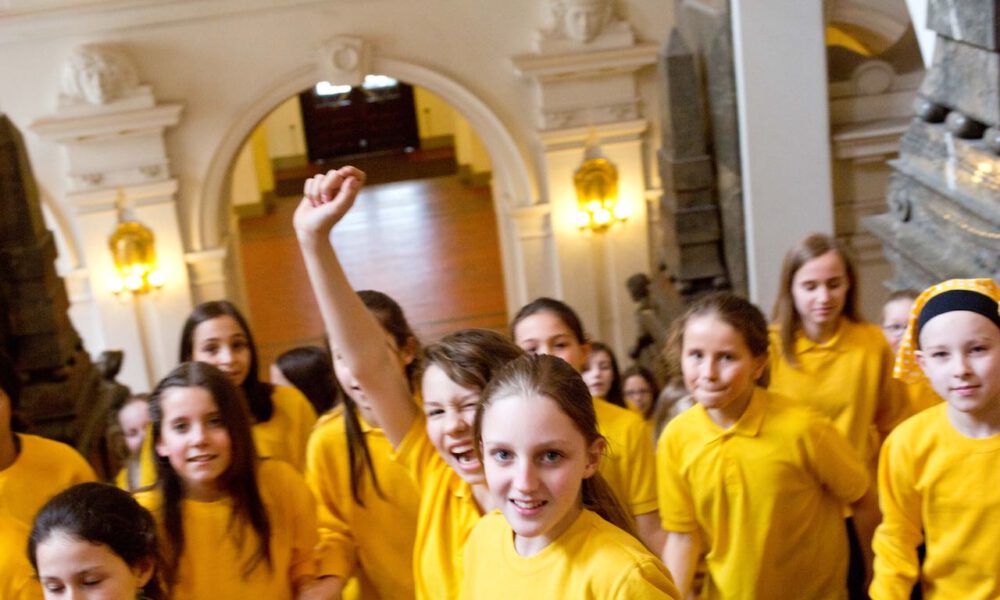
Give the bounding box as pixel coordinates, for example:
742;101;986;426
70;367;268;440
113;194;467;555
319;36;371;87
59;43;140;106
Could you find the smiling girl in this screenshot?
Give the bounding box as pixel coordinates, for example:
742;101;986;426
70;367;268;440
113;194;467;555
294;167;523;599
582;342;624;408
658;293;869;598
511;298;662;552
136;362;319;599
462;353;679;599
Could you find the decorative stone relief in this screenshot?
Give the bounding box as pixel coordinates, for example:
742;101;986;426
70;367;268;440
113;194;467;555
319;36;371;87
59;43;140;106
537;0;634;51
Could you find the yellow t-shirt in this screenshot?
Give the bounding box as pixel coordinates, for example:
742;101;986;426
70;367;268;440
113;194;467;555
593;397;658;516
305;406;418;598
137;459;318;600
871;404;1000;599
0;434;96;528
768;320;909;460
462;509;679;599
905;380;942;415
135;385;318;487
0;511;42;600
657;388;868;599
393;417;483;600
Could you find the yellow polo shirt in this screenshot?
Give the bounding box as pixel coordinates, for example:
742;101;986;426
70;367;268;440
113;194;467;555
462;509;679;599
137;459;317;600
593;398;658;516
768;320;909;460
657;388;868;599
0;511;41;600
0;434;96;528
393;417;483;600
306;406;418;598
872;404;1000;599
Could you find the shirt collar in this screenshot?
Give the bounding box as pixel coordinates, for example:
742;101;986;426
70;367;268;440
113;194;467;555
694;387;767;439
794;319;846;353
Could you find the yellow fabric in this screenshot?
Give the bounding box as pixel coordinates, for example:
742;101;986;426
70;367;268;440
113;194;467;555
906;380;942;415
0;434;96;528
462;510;680;599
593;397;658;516
893;278;1000;384
305;405;418;598
136;385;318;487
137;459;317;600
871;404;1000;599
768;320;909;460
393;417;483;600
657;388;868;599
0;511;42;600
252;385;318;471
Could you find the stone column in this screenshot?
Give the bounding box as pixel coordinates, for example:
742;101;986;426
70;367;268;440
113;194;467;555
30;44;192;391
512;1;658;353
730;0;835;311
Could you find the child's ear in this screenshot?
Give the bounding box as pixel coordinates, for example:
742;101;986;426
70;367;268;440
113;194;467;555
154;436;168;458
398;336;418;367
752;356;768;382
583;438;604;478
133;557;155;588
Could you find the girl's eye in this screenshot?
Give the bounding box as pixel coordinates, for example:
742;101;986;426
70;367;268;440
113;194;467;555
44;582;65;592
930;351;948;360
492;449;512;462
971;345;989;354
686;350;703;359
171;422;189;433
207;416;225;427
541;451;562;463
425;407;444;418
83;576;105;586
461;403;478;412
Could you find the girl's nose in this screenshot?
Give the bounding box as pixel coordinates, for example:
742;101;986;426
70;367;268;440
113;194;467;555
514;460;538;493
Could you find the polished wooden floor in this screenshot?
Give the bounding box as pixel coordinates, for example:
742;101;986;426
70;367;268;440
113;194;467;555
239;175;508;371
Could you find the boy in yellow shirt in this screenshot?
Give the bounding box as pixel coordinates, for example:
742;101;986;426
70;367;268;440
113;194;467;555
871;279;1000;599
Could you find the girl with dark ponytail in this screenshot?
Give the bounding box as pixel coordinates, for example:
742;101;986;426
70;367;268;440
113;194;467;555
463;354;679;599
304;289;422;599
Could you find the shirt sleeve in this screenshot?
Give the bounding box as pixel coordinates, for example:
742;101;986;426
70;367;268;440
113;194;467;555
304;426;356;578
623;418;659;516
612;558;682;599
278;462;321;583
869;430;923;599
806;416;869;504
655;426;698;533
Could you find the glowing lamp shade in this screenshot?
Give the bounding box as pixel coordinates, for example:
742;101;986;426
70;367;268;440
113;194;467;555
108;220;164;295
574;145;626;233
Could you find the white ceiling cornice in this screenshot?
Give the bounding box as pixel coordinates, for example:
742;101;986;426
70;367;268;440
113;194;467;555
0;0;336;45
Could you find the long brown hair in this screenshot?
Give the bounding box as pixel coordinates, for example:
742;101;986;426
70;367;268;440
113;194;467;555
771;233;860;366
475;354;636;537
339;290;420;506
149;362;271;587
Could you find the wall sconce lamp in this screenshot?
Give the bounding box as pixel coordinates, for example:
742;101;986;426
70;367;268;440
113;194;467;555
574;143;629;233
108;192;164;295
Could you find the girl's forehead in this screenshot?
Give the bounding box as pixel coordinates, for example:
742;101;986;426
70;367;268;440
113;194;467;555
920;310;1000;344
194;315;245;338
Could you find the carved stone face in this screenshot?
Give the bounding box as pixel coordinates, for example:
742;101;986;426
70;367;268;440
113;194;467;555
77;58;118;105
563;0;609;43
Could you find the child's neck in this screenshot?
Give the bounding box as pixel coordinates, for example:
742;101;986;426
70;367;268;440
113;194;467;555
183;480;227;502
947;401;1000;439
0;431;16;472
801;317;840;344
706;388;755;429
471;483;496;514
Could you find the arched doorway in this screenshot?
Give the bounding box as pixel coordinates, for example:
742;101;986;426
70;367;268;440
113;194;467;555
229;78;509;368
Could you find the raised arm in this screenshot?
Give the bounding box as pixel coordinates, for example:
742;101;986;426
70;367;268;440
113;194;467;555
293;167;418;447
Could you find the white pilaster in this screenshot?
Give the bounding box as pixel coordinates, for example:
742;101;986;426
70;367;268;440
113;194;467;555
731;0;835;313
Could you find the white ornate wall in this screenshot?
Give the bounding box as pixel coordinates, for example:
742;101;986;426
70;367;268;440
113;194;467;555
0;0;673;391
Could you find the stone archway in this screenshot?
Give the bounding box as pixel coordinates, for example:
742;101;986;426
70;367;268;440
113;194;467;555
192;56;538;314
